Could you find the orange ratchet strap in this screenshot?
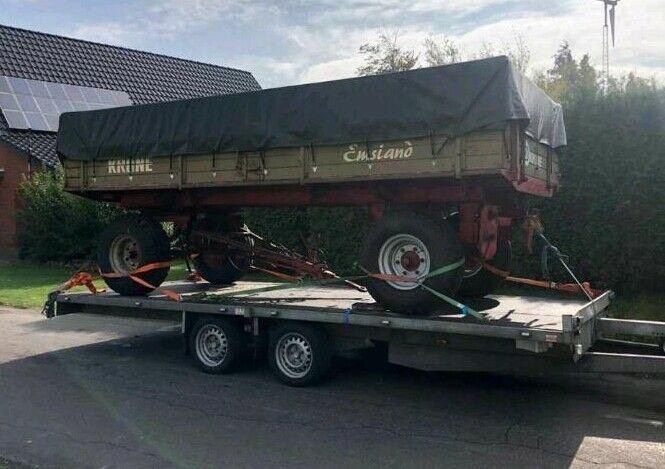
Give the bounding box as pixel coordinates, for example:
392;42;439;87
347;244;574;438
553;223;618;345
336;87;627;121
100;261;182;302
57;271;102;294
471;257;601;299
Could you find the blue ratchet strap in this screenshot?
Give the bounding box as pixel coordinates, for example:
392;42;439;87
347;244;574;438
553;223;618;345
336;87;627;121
343;308;352;325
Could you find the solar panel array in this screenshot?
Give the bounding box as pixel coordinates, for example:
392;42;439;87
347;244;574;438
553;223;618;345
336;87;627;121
0;76;132;132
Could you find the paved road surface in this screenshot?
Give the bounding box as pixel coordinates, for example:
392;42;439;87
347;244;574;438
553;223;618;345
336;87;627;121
0;307;663;468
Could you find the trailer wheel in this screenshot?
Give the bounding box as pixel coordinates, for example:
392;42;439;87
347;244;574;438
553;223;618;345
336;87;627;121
268;323;332;387
189;317;244;374
360;212;464;314
97;215;170;296
459;240;512;298
190;214;251;285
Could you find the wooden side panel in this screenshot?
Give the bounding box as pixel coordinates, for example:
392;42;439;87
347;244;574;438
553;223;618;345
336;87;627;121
523;136;558;182
63;159;82;190
63;130;508;191
464;131;506;172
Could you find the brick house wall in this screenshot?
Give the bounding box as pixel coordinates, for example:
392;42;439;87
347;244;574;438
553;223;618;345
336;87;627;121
0;143;30;259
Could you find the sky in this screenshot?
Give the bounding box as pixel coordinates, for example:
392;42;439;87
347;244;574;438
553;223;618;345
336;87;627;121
1;0;663;88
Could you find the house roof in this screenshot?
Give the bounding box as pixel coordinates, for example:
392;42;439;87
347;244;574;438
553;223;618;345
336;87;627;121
0;24;260;167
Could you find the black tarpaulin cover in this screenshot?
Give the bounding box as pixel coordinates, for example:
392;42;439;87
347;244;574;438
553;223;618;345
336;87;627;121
56;56;566;162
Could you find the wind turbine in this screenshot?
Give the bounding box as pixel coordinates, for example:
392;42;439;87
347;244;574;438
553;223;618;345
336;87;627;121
597;0;620;90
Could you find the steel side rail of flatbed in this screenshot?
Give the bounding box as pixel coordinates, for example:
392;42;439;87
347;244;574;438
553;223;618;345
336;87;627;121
53;281;665;377
55;282;610;347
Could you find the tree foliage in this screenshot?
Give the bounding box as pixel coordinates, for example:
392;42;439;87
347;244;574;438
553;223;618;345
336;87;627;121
16;170;123;262
423;35;462;66
358;31;530;74
356;32;419;76
471;34;531;73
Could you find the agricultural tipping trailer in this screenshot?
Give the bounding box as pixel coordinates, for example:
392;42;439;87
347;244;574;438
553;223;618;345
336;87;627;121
57;56;567;313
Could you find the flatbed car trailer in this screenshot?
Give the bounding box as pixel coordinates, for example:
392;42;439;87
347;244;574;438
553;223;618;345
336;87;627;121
50;281;665;387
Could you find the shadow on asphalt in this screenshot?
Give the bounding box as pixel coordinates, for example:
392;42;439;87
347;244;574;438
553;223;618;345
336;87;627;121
1;329;664;468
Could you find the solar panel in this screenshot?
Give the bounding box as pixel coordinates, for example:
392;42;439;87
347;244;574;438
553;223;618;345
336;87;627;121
0;76;132;132
3;110;28;129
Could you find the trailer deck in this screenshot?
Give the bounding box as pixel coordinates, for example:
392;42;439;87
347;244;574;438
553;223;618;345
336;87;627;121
52;281;665;383
56;281;611;352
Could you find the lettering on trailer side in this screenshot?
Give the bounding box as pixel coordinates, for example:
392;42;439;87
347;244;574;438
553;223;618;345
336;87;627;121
342;141;413;163
107;158;154;174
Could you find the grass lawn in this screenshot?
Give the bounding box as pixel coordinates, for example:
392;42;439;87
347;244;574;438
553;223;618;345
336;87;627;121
608;293;665;322
0;261;188;309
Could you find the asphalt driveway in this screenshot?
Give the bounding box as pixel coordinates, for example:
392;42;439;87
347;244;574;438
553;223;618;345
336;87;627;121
0;307;663;468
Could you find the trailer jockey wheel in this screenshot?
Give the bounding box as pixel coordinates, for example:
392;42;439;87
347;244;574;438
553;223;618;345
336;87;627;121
190;213;252;285
269;323;332;386
459;240;512;298
360;212;464;314
189;317;244;374
97;215;170;296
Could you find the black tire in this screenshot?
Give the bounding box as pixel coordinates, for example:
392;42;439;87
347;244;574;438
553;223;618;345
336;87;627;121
268;323;332;387
360;211;464;314
459;241;512;298
97;214;170;296
189;317;244;374
190;214;250;285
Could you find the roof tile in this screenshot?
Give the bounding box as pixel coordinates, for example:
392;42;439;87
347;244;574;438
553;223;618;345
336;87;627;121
0;24;260;167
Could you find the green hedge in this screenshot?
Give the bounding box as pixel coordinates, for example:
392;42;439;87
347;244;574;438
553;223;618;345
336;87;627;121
243;206;369;275
526;83;665;293
16;170;123;262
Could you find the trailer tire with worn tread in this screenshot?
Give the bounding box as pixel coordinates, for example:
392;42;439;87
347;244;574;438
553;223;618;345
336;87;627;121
190;214;250;285
269;323;332;387
189;317;244;374
360;212;464;314
97;215;170;296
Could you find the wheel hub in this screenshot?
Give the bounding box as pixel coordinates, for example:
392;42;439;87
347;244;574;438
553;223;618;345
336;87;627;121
196;325;228;366
276;333;313;379
109;234;141;273
400;250;422;272
378;234;431;290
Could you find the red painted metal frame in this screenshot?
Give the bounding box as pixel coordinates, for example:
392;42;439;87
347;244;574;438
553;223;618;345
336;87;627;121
78;173;548;258
84;178;491;211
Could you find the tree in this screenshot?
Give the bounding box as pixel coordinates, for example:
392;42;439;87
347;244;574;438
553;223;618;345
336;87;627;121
423;35;462;66
503;34;530;74
470;34;530;73
357;32;418;76
535;41;584;102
